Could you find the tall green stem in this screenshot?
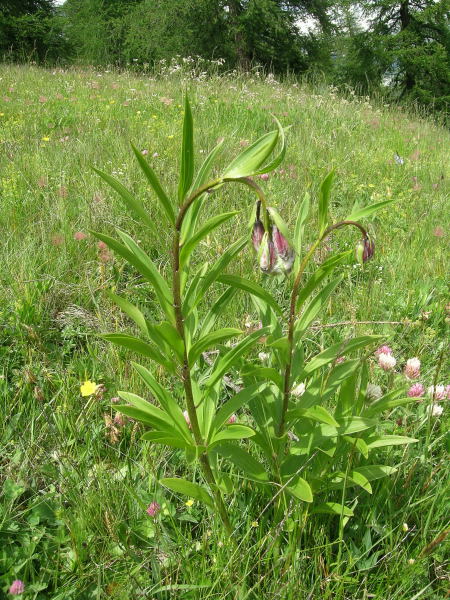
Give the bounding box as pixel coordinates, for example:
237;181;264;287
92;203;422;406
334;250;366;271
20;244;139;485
171;175;269;535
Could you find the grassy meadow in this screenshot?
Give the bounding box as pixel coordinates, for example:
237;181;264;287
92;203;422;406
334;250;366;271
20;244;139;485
0;63;449;599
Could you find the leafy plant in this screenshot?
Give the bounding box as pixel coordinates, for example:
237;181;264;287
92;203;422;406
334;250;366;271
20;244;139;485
93;97;417;534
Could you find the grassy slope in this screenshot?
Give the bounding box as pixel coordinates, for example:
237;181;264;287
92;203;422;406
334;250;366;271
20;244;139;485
0;64;449;599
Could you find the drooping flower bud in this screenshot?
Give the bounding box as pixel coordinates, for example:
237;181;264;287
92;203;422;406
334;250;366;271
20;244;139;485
272;225;295;273
252;218;265;252
355;236;375;264
259;234;278;274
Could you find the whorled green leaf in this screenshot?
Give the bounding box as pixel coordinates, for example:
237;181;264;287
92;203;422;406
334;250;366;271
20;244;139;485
251;116;287;175
160;478;214;509
330;470;373;494
154;321;184;361
93;167;156;232
205;327;269;389
213;443;270;483
178;96;194;201
241;366;283;389
363;394;417;417
180;211;238;268
218;274;283;316
188;328;242;367
130;142;175;225
318;170;334;235
181;139;224;243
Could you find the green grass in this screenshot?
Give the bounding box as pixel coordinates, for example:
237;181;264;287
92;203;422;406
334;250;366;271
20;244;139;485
1;63;449;599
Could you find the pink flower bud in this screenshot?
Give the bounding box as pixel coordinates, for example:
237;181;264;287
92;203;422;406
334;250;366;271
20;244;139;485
227;414;237;424
404;357;420;379
407;383;425;397
259;173;269;181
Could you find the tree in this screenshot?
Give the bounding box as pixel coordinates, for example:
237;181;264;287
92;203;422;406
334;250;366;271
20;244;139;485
0;0;69;62
360;1;450;110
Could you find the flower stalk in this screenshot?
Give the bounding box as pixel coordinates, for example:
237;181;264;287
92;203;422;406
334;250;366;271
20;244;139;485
277;220;373;438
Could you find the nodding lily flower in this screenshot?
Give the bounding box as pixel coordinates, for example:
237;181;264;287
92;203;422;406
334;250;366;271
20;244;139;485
252;202;294;274
355;236;375;264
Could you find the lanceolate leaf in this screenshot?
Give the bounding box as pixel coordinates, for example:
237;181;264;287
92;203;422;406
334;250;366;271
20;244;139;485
286;477;313;503
93;167;156;232
303;335;382;375
363;394;417;417
365;435;418;449
319;416;377;437
192;237;248;310
140;432;191;449
132;362;191;440
318;170;334;235
107;292;148;337
294;276;342;340
181;140;224;243
213;443;270;482
296;251;351;311
91;230;175;323
293;192;310;254
252;116;287;175
289;405;339;427
160;478;214;509
223;130;278;179
188;328;242;367
210;424;255;445
311;502;354;517
178;96;194;201
205;327;269;388
211;382;262;435
201;288;237;336
217;274;283;316
180;211;238;268
101;333;174;373
346;199;395;222
130;142;175;225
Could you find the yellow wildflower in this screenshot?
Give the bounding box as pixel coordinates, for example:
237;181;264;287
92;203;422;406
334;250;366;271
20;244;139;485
80;380;98;397
185;499;194;507
41;137;50;142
